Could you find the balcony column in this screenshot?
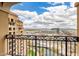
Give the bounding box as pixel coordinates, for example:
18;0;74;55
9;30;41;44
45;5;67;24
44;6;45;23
75;2;79;56
0;9;8;55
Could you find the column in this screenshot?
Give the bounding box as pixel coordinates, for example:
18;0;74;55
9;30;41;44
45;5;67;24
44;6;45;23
75;2;79;56
0;9;8;55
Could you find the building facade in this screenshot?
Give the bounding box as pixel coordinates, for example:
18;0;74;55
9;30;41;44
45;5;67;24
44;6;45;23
8;12;18;35
8;12;24;35
15;20;24;35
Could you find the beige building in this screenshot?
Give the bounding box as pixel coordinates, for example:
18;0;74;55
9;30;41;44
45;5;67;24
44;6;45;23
8;12;18;35
15;20;24;35
8;12;24;35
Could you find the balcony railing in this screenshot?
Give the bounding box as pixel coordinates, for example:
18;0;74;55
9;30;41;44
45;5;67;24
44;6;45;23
5;35;79;56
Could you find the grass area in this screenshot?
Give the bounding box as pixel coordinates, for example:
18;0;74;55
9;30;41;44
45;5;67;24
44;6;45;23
27;49;36;56
39;48;45;56
26;48;45;56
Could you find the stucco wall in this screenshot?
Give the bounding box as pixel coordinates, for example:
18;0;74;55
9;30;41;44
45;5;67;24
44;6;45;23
0;9;8;55
75;3;79;56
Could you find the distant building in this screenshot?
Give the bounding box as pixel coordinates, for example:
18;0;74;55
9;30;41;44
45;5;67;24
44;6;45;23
25;28;77;36
15;20;24;35
8;12;18;35
8;12;24;35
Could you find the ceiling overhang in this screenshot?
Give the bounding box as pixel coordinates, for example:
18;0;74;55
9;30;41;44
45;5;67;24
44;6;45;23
0;2;19;9
75;2;79;7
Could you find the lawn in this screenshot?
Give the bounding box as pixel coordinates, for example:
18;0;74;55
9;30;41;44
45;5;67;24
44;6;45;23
27;49;36;56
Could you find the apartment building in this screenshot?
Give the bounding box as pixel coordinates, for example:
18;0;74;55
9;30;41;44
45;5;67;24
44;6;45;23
8;12;24;35
15;20;24;35
8;12;18;35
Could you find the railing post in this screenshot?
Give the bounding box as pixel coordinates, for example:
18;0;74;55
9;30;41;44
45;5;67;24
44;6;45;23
65;37;67;56
11;35;14;56
35;36;37;56
77;37;79;56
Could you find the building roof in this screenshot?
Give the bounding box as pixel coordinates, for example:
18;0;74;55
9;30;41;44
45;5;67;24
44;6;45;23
16;20;23;26
0;7;18;17
0;2;19;9
16;20;23;23
8;11;18;17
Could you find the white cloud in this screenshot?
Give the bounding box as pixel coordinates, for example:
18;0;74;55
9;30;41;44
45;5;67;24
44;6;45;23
13;10;38;18
47;2;64;6
11;3;77;29
48;2;75;8
70;2;76;7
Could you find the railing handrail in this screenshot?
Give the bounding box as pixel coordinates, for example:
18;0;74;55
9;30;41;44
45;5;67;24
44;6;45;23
5;34;79;42
5;34;78;37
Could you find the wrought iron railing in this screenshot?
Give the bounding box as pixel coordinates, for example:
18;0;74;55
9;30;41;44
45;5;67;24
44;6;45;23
5;35;79;56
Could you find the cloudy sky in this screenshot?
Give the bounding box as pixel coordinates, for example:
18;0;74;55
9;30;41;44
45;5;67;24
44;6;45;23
10;2;77;29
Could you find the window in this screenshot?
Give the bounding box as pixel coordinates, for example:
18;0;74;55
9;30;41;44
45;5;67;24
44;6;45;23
13;28;15;30
9;22;11;25
9;27;11;30
13;23;15;25
9;32;12;35
21;31;23;33
9;22;15;25
11;19;13;22
13;32;15;35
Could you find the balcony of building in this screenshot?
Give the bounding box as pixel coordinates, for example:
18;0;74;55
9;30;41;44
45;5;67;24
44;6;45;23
0;2;79;56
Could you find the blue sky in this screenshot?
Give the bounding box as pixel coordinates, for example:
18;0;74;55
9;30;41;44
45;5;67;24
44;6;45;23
11;2;71;14
11;2;77;29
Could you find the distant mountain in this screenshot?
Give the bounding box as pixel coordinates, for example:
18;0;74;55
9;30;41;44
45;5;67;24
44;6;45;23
24;28;77;36
25;28;50;31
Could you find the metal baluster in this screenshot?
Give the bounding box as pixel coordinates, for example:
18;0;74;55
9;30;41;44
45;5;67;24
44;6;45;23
7;37;8;55
46;38;47;56
23;39;24;56
70;41;71;56
42;37;44;56
11;35;13;56
35;36;37;56
57;39;58;56
32;37;33;56
61;41;62;56
19;39;21;55
53;37;55;56
29;38;30;56
26;39;27;56
74;41;76;56
49;39;51;56
14;39;16;55
65;37;67;56
18;39;20;55
39;37;40;56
